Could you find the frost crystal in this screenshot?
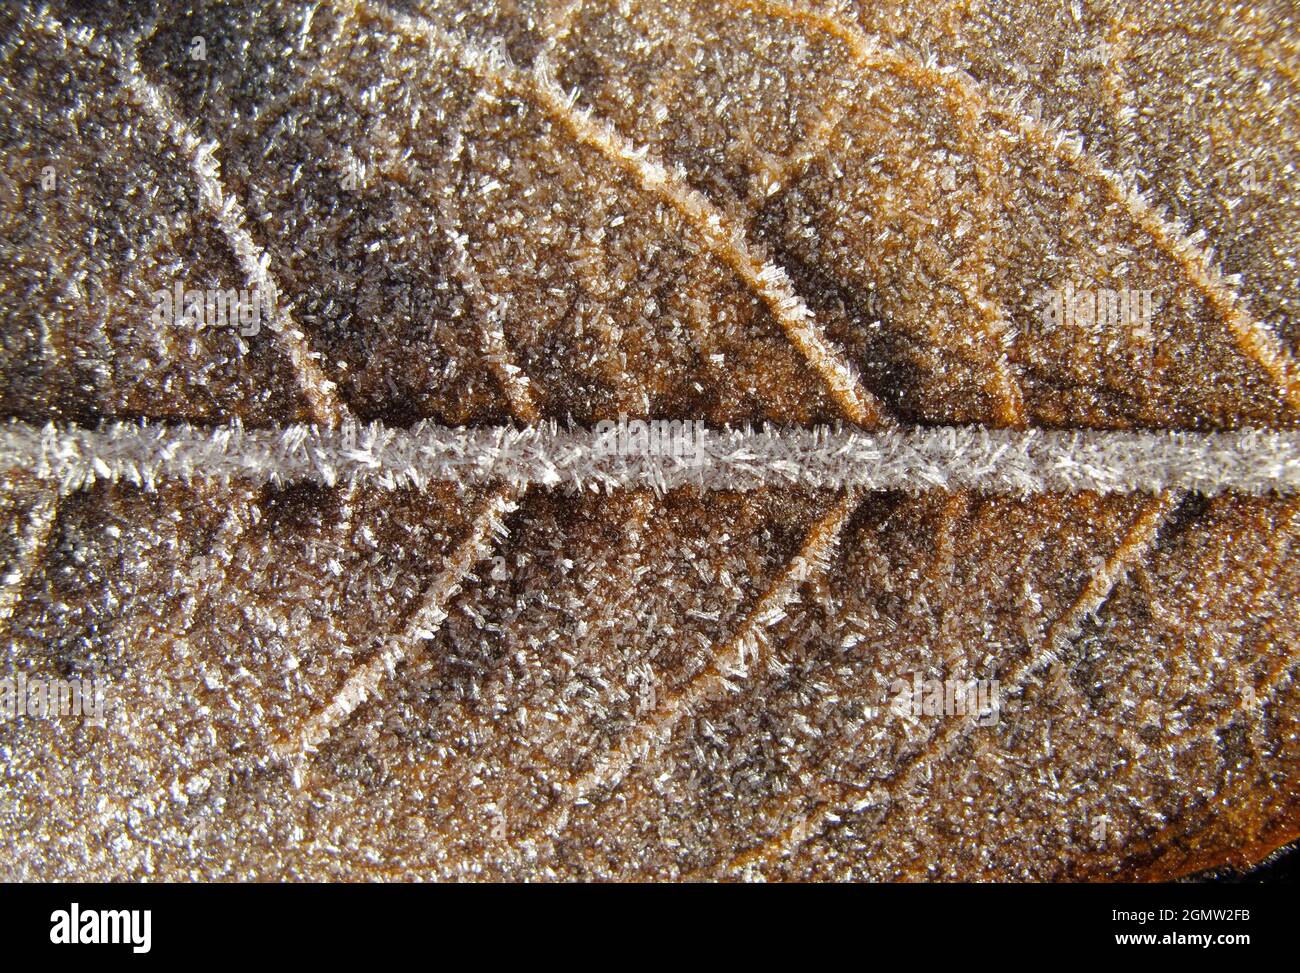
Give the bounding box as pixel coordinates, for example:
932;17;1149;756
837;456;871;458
0;0;1297;882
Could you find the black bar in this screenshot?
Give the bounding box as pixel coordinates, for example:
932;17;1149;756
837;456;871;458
0;880;1289;961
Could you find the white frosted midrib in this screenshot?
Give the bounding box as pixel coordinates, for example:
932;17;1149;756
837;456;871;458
2;420;1298;496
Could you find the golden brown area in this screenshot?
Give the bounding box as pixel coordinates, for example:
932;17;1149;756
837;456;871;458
0;0;1296;880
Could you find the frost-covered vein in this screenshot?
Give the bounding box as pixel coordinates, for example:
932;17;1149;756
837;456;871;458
519;65;889;428
718;491;1180;877
115;61;346;426
1099;634;1300;842
1096;18;1135;128
362;0;894;429
725;0;1300;415
511;490;656;738
1112;678;1300;878
924;492;969;587
762;34;1026;426
938;77;1029;428
118;497;259;814
1064;498;1300;875
567;491;855;792
423;490;658;837
6;420;1300;496
275;484;519;771
489;490;857;865
439;204;542;421
58;6;484;784
32;12;346;427
1120;496;1300;755
325;88;543;421
436;90;541;420
107;2;531;787
875;491;1180;850
1103;673;1300;878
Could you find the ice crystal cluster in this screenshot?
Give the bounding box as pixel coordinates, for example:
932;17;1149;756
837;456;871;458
0;0;1298;880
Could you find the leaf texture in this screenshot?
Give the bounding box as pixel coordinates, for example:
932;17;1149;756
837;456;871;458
0;0;1297;880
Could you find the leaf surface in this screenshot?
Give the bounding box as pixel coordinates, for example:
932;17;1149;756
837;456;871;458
0;0;1296;880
